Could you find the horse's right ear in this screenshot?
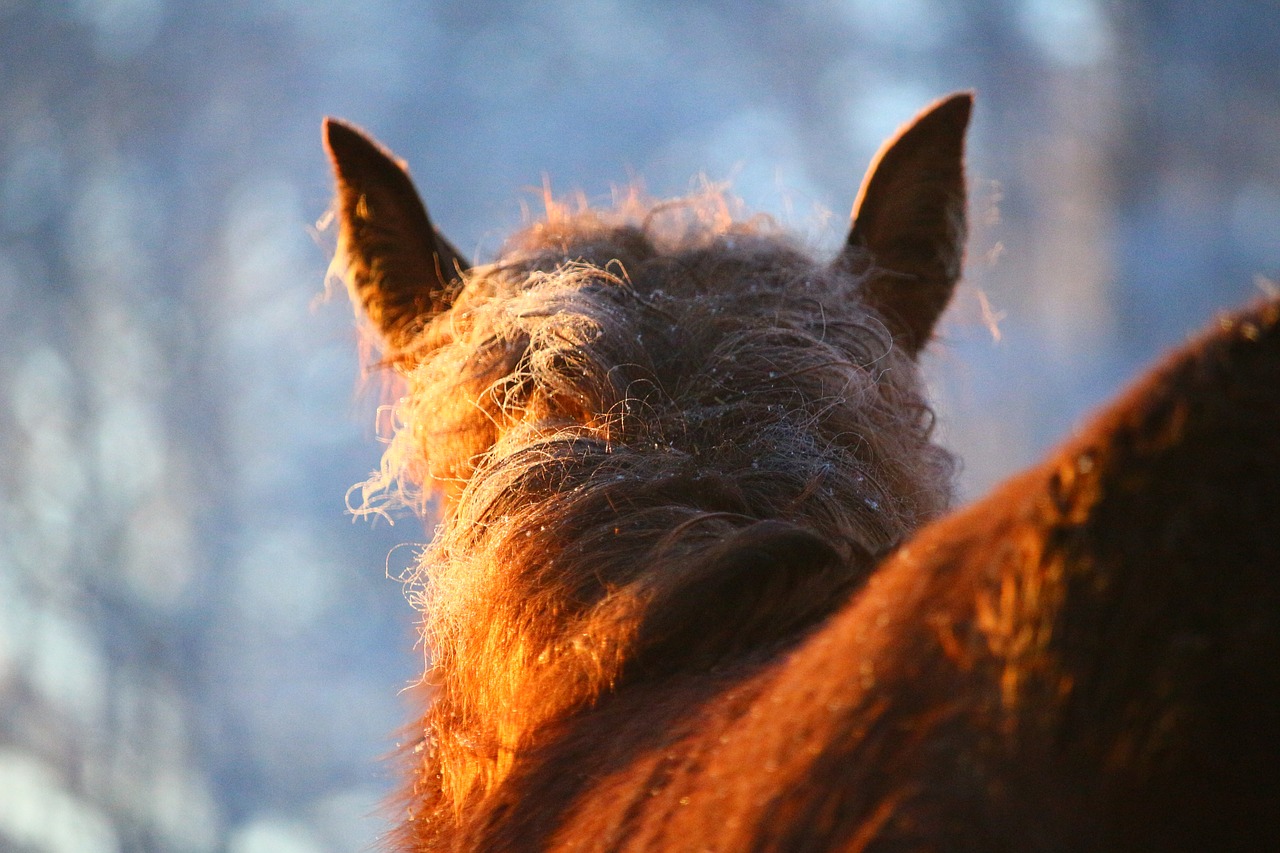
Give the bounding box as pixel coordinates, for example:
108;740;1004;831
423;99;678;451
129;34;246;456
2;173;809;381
840;93;972;357
323;118;468;351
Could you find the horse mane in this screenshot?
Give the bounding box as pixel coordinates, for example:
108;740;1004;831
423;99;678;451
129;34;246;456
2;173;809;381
344;192;956;832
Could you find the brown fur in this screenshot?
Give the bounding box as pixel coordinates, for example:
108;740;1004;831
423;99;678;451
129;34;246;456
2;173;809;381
323;96;1280;850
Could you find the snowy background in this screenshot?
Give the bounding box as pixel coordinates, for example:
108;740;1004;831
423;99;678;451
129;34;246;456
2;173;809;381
2;1;1278;850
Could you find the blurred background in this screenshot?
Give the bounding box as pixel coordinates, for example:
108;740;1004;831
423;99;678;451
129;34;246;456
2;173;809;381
1;0;1277;850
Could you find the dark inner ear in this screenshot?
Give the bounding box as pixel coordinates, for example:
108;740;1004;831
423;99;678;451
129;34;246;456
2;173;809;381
841;93;972;357
323;118;468;351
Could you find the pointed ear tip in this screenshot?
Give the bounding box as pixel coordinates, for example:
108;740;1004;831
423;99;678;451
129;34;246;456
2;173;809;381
929;91;974;129
323;117;354;148
323;117;347;158
323;117;383;166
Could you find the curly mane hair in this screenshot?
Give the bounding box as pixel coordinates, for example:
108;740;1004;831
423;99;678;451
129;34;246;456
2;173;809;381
381;194;956;801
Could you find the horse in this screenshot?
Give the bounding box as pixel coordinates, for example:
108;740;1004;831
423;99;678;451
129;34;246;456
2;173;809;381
323;93;1280;851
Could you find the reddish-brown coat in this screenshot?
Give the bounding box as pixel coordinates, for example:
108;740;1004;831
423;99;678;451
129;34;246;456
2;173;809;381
324;95;1279;851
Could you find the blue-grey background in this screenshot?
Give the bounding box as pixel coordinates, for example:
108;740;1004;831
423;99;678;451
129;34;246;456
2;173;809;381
2;1;1277;850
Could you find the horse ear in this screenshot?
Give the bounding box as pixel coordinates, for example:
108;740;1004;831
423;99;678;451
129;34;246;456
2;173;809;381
323;117;468;351
841;93;972;356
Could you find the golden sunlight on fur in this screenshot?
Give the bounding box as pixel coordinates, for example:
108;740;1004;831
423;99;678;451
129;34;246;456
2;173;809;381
324;95;1280;851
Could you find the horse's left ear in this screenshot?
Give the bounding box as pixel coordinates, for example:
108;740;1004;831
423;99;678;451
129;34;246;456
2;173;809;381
841;92;972;356
323;117;468;351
